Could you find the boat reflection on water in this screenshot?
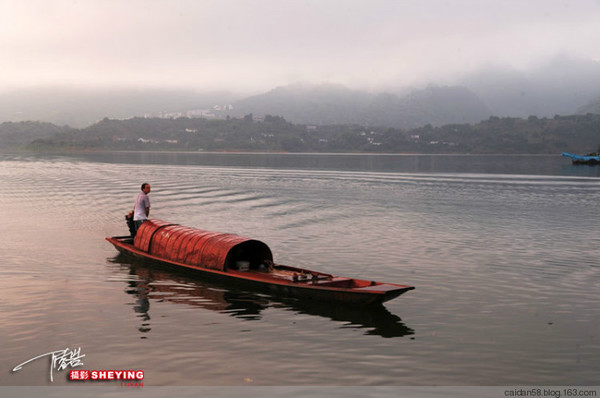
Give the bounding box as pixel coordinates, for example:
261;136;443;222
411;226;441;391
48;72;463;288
108;254;414;339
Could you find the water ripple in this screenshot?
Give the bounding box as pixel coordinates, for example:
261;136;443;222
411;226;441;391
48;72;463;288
2;153;600;385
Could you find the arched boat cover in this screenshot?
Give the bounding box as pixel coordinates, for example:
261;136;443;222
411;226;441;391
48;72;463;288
133;219;273;271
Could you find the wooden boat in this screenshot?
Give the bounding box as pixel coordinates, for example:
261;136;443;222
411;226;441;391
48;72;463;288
562;152;600;165
106;219;414;306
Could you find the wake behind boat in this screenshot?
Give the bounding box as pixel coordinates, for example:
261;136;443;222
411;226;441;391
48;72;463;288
106;219;414;306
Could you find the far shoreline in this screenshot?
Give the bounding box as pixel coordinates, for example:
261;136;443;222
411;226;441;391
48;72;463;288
0;148;566;157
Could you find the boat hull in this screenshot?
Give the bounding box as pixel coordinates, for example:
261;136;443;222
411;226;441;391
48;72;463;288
562;152;600;165
106;236;413;306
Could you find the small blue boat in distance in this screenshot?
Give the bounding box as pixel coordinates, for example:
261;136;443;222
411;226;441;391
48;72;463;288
562;152;600;165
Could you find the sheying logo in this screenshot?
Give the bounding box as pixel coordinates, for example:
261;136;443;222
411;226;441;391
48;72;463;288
12;347;144;387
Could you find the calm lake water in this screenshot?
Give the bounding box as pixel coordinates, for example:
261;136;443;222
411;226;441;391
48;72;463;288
1;152;599;387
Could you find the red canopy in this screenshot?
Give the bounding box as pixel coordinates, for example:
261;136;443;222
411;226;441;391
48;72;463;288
133;219;273;272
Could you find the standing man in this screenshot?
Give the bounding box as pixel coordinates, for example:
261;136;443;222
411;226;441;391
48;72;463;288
133;183;151;233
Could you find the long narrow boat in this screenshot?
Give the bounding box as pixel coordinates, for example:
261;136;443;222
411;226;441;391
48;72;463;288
106;220;414;306
562;152;600;165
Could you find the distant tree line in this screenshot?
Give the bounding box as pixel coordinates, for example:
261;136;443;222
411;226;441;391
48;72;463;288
0;121;76;148
1;113;599;154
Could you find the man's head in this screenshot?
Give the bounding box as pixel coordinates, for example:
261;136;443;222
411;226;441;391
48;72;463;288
141;183;151;194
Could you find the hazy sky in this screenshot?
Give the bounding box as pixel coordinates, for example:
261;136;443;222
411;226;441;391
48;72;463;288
1;0;599;93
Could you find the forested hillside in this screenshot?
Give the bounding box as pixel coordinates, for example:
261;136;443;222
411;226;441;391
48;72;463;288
8;113;599;154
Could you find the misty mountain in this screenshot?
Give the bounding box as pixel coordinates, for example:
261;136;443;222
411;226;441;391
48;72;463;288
228;57;600;126
578;96;600;114
461;56;600;118
0;87;237;128
1;56;599;129
229;83;373;125
366;86;491;128
228;83;491;129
